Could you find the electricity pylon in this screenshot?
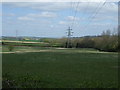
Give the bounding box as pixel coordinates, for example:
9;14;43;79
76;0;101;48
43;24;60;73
66;26;73;48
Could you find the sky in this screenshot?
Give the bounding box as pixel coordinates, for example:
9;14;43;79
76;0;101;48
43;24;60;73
1;1;118;38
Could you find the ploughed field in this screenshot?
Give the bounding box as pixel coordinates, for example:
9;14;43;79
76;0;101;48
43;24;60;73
2;47;118;88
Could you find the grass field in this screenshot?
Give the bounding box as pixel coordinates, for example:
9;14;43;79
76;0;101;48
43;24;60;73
2;47;118;88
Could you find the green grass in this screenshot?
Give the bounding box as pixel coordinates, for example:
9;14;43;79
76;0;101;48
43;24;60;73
2;45;100;53
2;48;118;88
3;42;49;47
2;40;63;48
2;46;53;52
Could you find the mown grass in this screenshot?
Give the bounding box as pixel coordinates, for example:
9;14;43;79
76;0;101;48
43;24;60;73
2;49;118;88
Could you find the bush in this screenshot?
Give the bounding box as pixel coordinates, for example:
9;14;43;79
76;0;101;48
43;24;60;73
7;45;14;51
75;38;95;48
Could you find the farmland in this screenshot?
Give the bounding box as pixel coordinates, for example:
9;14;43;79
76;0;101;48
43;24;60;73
2;44;118;88
2;1;119;89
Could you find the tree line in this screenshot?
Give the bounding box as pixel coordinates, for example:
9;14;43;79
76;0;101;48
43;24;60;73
66;30;118;52
47;29;118;52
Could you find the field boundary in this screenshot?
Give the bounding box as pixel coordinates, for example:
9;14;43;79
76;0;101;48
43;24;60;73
1;48;118;54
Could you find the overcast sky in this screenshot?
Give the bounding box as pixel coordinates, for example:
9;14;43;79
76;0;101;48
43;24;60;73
1;2;118;38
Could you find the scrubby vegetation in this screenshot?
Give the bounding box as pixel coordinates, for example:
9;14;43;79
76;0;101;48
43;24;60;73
7;45;14;51
60;30;119;52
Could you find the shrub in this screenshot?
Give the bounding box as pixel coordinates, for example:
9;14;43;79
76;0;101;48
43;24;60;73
7;45;14;51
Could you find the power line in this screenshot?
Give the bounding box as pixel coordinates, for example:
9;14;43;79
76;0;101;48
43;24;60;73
71;1;102;37
82;0;107;31
65;1;79;43
70;1;102;37
67;1;77;27
80;2;102;30
71;1;80;29
75;1;91;30
65;1;80;48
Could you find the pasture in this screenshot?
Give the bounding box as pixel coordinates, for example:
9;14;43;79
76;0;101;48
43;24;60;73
2;46;118;88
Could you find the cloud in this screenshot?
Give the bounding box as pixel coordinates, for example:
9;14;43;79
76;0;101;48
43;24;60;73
4;2;117;24
25;12;57;18
2;0;119;2
67;16;79;21
31;2;70;11
3;2;71;11
2;13;15;16
17;11;57;21
3;2;118;37
50;25;54;28
77;2;117;15
93;15;117;22
3;2;117;17
59;21;67;25
18;16;34;21
37;12;57;18
8;13;15;16
59;16;81;26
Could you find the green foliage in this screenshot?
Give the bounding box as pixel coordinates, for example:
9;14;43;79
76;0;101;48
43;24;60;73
75;38;95;48
2;29;118;52
2;72;17;88
55;30;118;52
7;45;14;51
94;34;118;52
71;30;118;52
